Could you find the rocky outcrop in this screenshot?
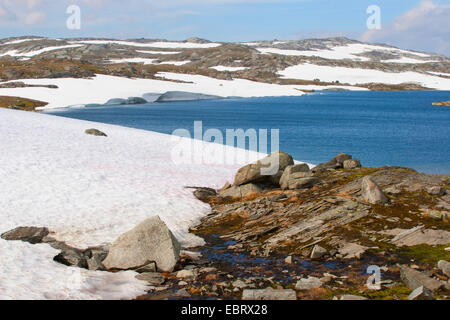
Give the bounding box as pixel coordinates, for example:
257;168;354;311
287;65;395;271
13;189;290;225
279;164;311;190
432;101;450;106
103;216;181;272
361;176;388;204
219;183;263;198
343;159;361;169
312;153;353;172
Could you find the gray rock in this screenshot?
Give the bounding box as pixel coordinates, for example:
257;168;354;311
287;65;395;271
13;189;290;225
399;265;444;292
339;295;368;300
335;153;353;164
338;242;368;259
438;260;450;277
362;176;388;204
408;286;434;300
136;272;165;286
295;277;322;290
219;183;263;198
176;269;197;280
85;128;107;137
135;262;157;273
279;164;310;189
1;227;49;244
313;153;352;172
310;245;328;259
156;91;221;102
234;152;294;186
242;288;297;300
343;159;362;169
175;288;191;298
193;187;216;201
232;280;247;289
288;177;321;190
54;249;87;268
426;186;446;196
103;216;181;272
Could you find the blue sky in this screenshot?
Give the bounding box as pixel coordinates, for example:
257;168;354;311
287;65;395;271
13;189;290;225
0;0;449;55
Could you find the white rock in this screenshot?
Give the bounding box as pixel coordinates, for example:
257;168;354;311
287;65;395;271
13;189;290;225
295;277;323;290
242;288;297;300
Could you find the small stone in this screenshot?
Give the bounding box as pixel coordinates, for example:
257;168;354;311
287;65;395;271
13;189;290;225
178;281;188;286
136;272;165;286
232;280;247;289
285;256;293;264
1;226;49;244
426;186;446;196
295;277;322;291
310;245;328;259
177;269;196;280
242;288;296;300
362;176;388;205
340;295;368;300
408;286;434;300
438;260;450;277
85;128;107;137
205;274;217;281
175;289;191;298
135;262;157;273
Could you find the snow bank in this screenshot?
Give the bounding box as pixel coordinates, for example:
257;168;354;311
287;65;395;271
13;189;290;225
279;63;450;90
0;73;304;110
0;108;280;299
0;45;84;58
257;43;434;63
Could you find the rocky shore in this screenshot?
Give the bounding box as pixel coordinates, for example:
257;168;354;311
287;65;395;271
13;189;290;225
432;101;450;107
2;152;449;300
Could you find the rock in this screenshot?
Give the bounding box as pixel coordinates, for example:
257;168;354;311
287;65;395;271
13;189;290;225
175;288;191;298
193;187;217;201
295;277;322;290
361;176;388;204
343;159;362;170
177;269;196;280
103;216;181;272
425;210;448;221
156;91;221;102
287;176;321;190
85;128;107;137
399;265;443;292
279;164;310;189
408;286;434;300
338;242;368;259
310;245;328;259
432;101;450;107
136;272;165;285
234;152;294;186
135;262;157;273
285;256;293;264
232;280;247;289
426;186;446;196
54;249;87;268
1;227;49;244
390;226;450;246
339;295;368;300
219;183;263;198
438;260;450;277
313;153;352;172
84;247;108;271
242;288;296;300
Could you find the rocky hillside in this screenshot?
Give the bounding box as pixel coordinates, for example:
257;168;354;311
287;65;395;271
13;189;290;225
0;37;449;108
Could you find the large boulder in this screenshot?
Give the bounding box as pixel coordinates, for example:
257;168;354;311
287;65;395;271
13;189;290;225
399;265;444;292
279;164;310;189
103;216;181;272
343;159;362;170
361;176;388;204
234;152;294;186
287;176;321;190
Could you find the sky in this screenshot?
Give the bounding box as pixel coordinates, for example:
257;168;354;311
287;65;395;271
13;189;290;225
0;0;449;55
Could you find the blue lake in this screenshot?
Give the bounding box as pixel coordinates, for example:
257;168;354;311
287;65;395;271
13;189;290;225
47;91;450;174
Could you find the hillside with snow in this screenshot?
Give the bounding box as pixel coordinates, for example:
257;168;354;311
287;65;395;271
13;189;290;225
0;36;449;110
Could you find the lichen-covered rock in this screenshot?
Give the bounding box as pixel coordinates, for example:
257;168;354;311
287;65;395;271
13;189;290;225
343;159;361;169
103;216;181;272
279;164;310;189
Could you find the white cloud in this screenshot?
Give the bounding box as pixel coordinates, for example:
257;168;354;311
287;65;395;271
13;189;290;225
0;0;46;25
361;0;450;56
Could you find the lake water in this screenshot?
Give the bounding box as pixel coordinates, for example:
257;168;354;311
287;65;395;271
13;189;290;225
47;91;450;174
